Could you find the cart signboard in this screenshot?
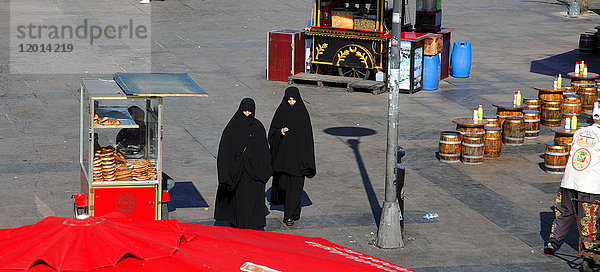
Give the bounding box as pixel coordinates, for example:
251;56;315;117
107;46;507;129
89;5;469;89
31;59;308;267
398;37;425;93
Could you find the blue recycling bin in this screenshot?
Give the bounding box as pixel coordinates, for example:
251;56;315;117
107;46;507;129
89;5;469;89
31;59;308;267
423;54;441;90
451;41;471;78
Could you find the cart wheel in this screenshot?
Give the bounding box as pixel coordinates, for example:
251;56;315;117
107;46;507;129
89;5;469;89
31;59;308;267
338;67;371;79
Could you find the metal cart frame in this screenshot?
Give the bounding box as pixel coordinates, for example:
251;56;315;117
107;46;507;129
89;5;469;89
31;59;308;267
75;73;207;220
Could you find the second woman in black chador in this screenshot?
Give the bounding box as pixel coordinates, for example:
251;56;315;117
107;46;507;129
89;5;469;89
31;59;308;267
268;87;316;226
214;98;272;229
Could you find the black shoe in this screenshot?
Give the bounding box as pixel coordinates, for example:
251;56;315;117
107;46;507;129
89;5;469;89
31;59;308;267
544;242;556;254
284;219;294;226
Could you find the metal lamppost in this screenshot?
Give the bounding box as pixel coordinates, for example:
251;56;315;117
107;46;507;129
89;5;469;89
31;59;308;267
376;0;404;249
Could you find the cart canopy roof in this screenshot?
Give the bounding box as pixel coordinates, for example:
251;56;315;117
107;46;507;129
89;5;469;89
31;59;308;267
114;73;208;97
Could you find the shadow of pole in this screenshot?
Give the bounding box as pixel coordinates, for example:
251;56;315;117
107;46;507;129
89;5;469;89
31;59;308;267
347;139;382;225
323;127;379;225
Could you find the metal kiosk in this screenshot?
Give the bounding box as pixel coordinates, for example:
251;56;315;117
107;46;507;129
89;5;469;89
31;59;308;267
76;73;207;220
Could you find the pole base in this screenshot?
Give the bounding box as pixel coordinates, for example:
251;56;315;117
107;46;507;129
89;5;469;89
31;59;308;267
376;200;404;249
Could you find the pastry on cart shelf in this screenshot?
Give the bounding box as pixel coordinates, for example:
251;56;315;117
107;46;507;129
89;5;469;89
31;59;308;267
94;114;123;126
114;168;133;181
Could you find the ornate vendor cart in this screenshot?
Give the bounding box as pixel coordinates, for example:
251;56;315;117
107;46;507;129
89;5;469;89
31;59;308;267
307;0;387;79
75;73;207;220
306;0;428;93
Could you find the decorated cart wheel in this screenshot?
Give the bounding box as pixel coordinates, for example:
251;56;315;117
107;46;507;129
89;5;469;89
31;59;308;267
338;67;371;79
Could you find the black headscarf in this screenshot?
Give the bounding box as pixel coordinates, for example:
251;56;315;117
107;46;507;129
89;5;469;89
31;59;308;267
268;87;316;178
217;98;272;190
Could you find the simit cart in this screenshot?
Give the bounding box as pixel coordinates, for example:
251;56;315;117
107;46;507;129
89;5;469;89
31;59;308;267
74;73;207;220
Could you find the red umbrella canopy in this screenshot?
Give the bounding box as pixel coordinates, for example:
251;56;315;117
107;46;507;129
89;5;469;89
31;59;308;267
0;216;413;272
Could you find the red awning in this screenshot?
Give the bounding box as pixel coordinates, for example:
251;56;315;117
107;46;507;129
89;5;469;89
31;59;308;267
0;216;413;272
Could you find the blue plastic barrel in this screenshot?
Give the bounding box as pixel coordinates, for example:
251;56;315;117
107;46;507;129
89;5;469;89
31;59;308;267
423;54;441;90
451;41;472;78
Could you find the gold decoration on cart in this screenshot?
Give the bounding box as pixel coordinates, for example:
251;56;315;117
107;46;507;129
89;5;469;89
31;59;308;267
305;27;387;41
333;45;375;68
581;202;600;249
336;50;351;66
315;43;328;60
355;51;369;68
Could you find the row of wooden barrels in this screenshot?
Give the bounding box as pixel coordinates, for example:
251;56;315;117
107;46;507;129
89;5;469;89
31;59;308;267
536;85;598;126
540;81;599;173
438;81;598;167
438;120;582;172
526;94;579;127
438;113;538;165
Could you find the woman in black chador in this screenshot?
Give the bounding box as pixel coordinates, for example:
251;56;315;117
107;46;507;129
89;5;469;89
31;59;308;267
214;98;272;229
268;87;316;226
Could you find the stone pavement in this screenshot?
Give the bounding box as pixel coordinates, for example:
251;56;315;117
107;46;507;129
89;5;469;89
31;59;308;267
1;0;600;271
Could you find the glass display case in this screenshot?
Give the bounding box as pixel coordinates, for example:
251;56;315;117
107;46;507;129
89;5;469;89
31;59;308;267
315;0;384;31
79;73;207;220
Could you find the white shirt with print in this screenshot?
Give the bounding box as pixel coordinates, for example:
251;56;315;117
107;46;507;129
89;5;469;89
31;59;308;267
561;124;600;194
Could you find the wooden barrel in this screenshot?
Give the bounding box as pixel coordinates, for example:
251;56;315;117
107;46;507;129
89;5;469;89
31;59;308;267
554;131;574;152
578;87;598;111
523;97;541;112
572;81;597;92
544;142;569;174
483;127;502;158
541;100;562;127
562;93;582;118
461;135;484;165
502;117;525;146
579;31;596;54
439;131;461;163
496;109;523;128
483;115;500;128
563;86;576;94
523;110;540;139
456;125;485;137
538;90;563;102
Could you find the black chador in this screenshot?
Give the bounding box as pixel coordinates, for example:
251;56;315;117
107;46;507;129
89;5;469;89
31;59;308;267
268;87;316;226
215;98;272;229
